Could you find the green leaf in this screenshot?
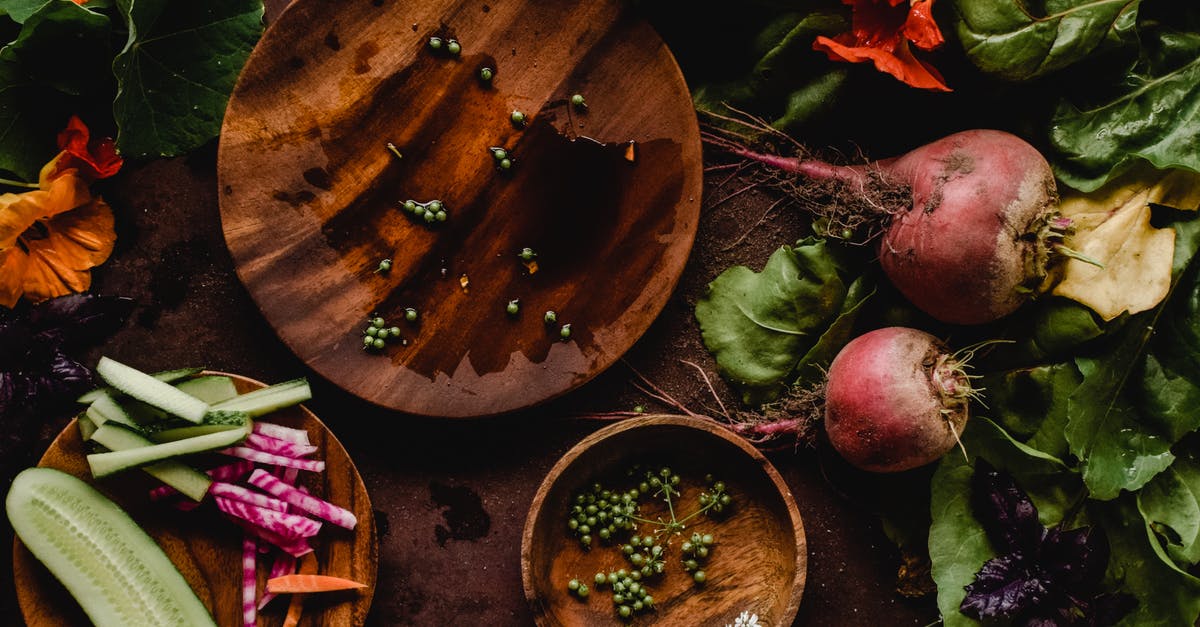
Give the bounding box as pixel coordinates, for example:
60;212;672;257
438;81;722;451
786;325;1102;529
692;11;848;133
1093;497;1200;627
791;274;874;387
695;239;855;405
929;418;1081;627
981;362;1082;460
112;0;263;158
1138;454;1200;566
0;0;49;24
1050;27;1200;191
952;0;1141;81
0;53;64;180
2;0;111;96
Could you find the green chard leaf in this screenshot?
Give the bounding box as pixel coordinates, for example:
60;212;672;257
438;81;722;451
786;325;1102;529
952;0;1141;81
695;239;867;405
929;418;1081;627
1138;453;1200;567
1094;497;1200;627
1050;26;1200;191
980;362;1083;460
1065;214;1200;500
112;0;263;158
692;11;849;133
0;0;50;24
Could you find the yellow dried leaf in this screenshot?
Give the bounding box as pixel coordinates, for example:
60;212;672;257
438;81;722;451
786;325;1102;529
1053;167;1200;321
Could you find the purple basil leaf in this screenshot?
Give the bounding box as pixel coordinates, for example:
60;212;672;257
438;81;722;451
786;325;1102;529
961;553;1050;619
29;293;134;348
1042;526;1109;591
35;351;94;399
0;313;34;370
972;459;1045;553
1022;617;1061;627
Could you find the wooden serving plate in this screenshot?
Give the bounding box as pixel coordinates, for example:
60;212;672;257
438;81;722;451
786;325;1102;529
217;0;703;417
13;373;378;627
521;416;806;626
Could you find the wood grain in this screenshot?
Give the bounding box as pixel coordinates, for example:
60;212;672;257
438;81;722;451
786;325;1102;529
217;0;703;417
521;415;806;626
13;373;377;627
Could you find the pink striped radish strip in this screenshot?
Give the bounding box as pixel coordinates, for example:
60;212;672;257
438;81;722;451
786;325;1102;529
256;553;297;610
215;497;323;539
246;432;319;458
282;466;300;485
149;459;256;501
252;422;310;445
218;447;326;472
247;469;357;529
210;482;289;512
230;518;313;558
242;535;257;627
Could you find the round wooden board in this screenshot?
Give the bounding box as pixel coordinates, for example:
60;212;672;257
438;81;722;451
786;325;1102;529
522;415;806;626
217;0;703;417
13;373;378;627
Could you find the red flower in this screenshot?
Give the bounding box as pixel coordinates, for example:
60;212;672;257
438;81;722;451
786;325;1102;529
47;115;123;181
814;0;950;92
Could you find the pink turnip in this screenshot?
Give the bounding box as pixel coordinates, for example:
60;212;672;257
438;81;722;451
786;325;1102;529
703;119;1085;324
823;326;972;472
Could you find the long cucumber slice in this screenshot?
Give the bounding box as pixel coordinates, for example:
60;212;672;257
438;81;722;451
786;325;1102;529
174;376;238;404
76;367;203;404
85;393;139;429
89;424;213;501
210;379;311;417
7;468;217;626
96;357;209;423
87;428;248;479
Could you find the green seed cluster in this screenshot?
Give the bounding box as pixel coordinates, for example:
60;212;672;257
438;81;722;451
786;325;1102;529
700;477;733;516
362;316;404;351
400;199;448;225
591;568;655;619
567;482;640;550
680;531;716;585
510;110;527;128
489;146;514;171
563;465;735;620
427;36;461;56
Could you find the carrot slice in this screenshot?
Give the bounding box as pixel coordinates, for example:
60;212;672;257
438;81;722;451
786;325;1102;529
282;555;317;627
268;573;367;594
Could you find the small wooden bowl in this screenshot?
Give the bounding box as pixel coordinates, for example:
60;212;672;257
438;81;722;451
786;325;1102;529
13;372;377;627
521;415;806;626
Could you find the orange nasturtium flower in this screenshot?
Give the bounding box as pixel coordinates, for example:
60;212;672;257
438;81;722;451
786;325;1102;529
0;116;122;308
813;0;950;92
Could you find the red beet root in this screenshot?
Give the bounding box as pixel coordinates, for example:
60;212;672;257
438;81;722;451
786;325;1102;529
706;125;1067;324
823;327;971;473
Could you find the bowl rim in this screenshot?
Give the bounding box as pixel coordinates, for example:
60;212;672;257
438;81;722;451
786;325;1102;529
519;414;806;625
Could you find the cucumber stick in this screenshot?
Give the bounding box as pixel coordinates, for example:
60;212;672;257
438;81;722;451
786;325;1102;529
96;357;209;423
174;376;238;404
87;428;248;479
7;468;217;626
86;393;138;429
90;424;213;501
76;366;203;404
209;378;311;417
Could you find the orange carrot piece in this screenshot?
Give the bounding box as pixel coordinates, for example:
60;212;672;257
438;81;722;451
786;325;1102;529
268;574;367;594
282;554;316;627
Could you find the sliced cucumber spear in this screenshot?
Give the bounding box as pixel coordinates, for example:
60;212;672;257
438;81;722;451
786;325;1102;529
7;468;217;626
210;378;311;417
89;423;213;501
76;366;203;404
95;357;209;423
87;427;249;479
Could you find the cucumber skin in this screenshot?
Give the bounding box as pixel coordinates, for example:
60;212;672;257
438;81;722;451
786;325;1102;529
96;357;210;424
7;468;216;627
76;367;204;404
87;427;249;479
209;378;311;417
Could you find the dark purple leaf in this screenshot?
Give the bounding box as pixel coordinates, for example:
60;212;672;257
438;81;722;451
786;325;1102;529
961;553;1050;619
972;459;1045;553
0;371;20;419
29;293;134;348
963;464;1134;626
32;352;94;400
1042;526;1109;590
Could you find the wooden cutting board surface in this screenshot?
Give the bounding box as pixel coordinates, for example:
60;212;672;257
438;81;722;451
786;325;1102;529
217;0;703;417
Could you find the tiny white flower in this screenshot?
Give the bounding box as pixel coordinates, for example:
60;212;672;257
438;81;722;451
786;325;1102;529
726;610;760;627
